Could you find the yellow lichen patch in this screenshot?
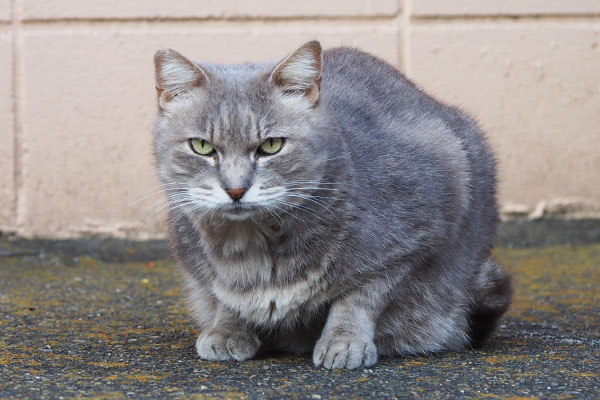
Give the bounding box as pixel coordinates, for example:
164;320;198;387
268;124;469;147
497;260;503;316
87;392;127;399
200;362;226;369
485;354;532;365
78;257;98;267
403;360;425;366
213;392;248;400
485;356;501;364
0;353;14;365
123;374;162;383
84;332;111;341
25;369;42;375
121;327;155;335
475;392;499;398
574;372;598;378
356;377;369;382
504;397;538;400
90;361;128;368
163;287;181;297
496;244;600;321
189;395;211;400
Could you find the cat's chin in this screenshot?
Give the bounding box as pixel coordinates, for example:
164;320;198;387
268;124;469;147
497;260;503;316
217;204;259;221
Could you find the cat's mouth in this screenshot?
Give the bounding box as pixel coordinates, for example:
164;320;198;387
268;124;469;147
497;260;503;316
218;202;258;220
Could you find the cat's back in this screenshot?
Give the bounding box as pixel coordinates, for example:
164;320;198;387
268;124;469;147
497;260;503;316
320;47;498;249
320;47;430;127
320;46;494;183
322;47;412;97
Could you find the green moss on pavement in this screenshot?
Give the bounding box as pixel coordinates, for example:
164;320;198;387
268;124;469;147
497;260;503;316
0;239;598;398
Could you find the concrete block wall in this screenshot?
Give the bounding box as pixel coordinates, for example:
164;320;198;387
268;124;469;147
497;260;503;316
1;0;599;238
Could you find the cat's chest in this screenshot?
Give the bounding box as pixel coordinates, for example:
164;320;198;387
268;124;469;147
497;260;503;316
203;221;275;285
202;221;322;324
212;278;319;325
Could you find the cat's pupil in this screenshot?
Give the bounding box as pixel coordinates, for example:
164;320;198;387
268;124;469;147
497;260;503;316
269;138;273;147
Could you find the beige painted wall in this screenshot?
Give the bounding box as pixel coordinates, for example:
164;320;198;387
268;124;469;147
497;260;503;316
1;0;599;238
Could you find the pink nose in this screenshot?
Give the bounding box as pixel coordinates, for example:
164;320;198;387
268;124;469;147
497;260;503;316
226;188;246;201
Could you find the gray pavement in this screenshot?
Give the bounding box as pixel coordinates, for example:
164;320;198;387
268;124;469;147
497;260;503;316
1;220;599;399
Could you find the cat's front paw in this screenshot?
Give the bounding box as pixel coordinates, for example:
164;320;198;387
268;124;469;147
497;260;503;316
195;330;261;362
313;334;377;370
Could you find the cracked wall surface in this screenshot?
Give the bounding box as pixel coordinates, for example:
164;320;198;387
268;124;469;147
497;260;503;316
1;0;599;238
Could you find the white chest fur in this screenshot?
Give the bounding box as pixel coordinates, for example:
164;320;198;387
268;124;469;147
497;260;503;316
213;279;317;324
202;220;322;325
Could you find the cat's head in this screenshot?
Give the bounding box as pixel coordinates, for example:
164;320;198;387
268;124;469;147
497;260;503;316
152;41;336;222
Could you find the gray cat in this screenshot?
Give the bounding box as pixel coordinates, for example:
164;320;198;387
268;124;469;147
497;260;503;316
151;41;512;370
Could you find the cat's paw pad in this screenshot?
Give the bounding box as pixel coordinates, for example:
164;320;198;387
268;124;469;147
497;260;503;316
195;330;260;362
313;335;377;370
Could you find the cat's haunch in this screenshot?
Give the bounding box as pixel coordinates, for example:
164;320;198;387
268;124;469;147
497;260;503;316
151;40;512;370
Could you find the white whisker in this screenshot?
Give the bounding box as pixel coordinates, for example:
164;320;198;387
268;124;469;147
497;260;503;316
129;186;189;207
270;204;303;223
276;199;323;221
287;187;340;193
260;205;283;225
284;193;337;216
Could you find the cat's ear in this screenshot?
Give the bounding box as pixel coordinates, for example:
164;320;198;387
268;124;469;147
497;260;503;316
154;49;208;109
270;40;322;106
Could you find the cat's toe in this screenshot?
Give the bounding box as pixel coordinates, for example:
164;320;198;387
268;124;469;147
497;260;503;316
225;332;261;361
196;331;260;362
346;341;377;369
313;336;377;370
196;332;230;361
324;341;349;369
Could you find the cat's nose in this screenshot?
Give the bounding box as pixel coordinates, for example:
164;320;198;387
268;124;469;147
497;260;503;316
226;188;246;201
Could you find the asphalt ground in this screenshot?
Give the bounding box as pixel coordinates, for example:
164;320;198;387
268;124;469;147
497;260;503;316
1;219;599;399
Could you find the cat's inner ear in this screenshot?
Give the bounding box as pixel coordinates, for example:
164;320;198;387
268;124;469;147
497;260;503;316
270;40;323;106
154;49;208;109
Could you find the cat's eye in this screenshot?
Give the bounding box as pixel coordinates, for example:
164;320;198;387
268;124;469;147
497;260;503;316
189;139;215;156
258;137;284;155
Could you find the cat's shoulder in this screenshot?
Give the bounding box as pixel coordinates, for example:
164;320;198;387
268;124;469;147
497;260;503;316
324;46;385;63
323;47;403;76
321;46;414;95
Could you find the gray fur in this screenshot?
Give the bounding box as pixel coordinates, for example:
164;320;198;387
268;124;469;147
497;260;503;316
151;41;512;369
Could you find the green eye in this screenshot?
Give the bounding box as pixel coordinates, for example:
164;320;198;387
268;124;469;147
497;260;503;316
189;139;215;155
258;137;284;155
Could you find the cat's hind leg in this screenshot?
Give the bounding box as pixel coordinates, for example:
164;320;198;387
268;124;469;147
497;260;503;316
374;277;473;356
374;257;511;356
468;257;512;348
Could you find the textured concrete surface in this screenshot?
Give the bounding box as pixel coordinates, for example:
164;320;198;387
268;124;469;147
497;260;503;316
0;0;10;21
1;220;599;399
22;0;399;20
412;0;600;16
0;31;14;233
